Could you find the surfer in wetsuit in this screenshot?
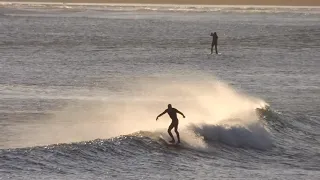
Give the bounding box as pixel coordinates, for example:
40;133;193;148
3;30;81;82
156;104;185;144
210;32;218;54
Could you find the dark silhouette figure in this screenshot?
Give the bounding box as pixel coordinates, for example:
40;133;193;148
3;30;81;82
210;32;218;54
156;104;185;144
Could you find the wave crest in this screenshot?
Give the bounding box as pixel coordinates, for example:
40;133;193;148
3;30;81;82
190;122;272;150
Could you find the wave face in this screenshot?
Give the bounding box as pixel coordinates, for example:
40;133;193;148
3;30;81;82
1;3;320;179
1;99;319;179
1;107;319;179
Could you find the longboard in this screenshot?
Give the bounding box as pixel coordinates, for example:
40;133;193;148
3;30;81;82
159;136;180;147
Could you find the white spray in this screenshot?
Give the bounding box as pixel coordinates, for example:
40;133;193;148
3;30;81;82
5;76;270;149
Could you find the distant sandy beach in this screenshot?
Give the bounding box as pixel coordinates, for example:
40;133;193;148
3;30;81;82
4;0;320;6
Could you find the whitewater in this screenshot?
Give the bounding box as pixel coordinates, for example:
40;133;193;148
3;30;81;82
0;2;319;180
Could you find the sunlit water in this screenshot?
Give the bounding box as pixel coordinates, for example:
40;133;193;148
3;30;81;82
0;3;319;180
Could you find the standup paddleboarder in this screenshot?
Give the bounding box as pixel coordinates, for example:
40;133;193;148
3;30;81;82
210;32;218;54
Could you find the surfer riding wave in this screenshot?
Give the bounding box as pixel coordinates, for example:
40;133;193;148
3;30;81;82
156;104;185;144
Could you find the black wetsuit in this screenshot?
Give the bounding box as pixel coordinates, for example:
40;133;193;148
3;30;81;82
157;107;185;143
211;32;218;54
167;108;179;126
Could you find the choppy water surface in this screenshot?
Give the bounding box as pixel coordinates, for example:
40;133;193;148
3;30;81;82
0;2;319;180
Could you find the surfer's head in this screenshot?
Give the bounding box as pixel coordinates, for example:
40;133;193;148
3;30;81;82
168;104;172;109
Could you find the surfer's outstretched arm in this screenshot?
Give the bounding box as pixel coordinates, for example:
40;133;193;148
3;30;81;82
176;109;185;118
156;110;167;120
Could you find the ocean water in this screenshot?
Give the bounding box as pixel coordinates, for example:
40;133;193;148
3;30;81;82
0;2;320;180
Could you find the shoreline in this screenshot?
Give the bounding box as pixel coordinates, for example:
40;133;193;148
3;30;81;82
1;1;320;6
